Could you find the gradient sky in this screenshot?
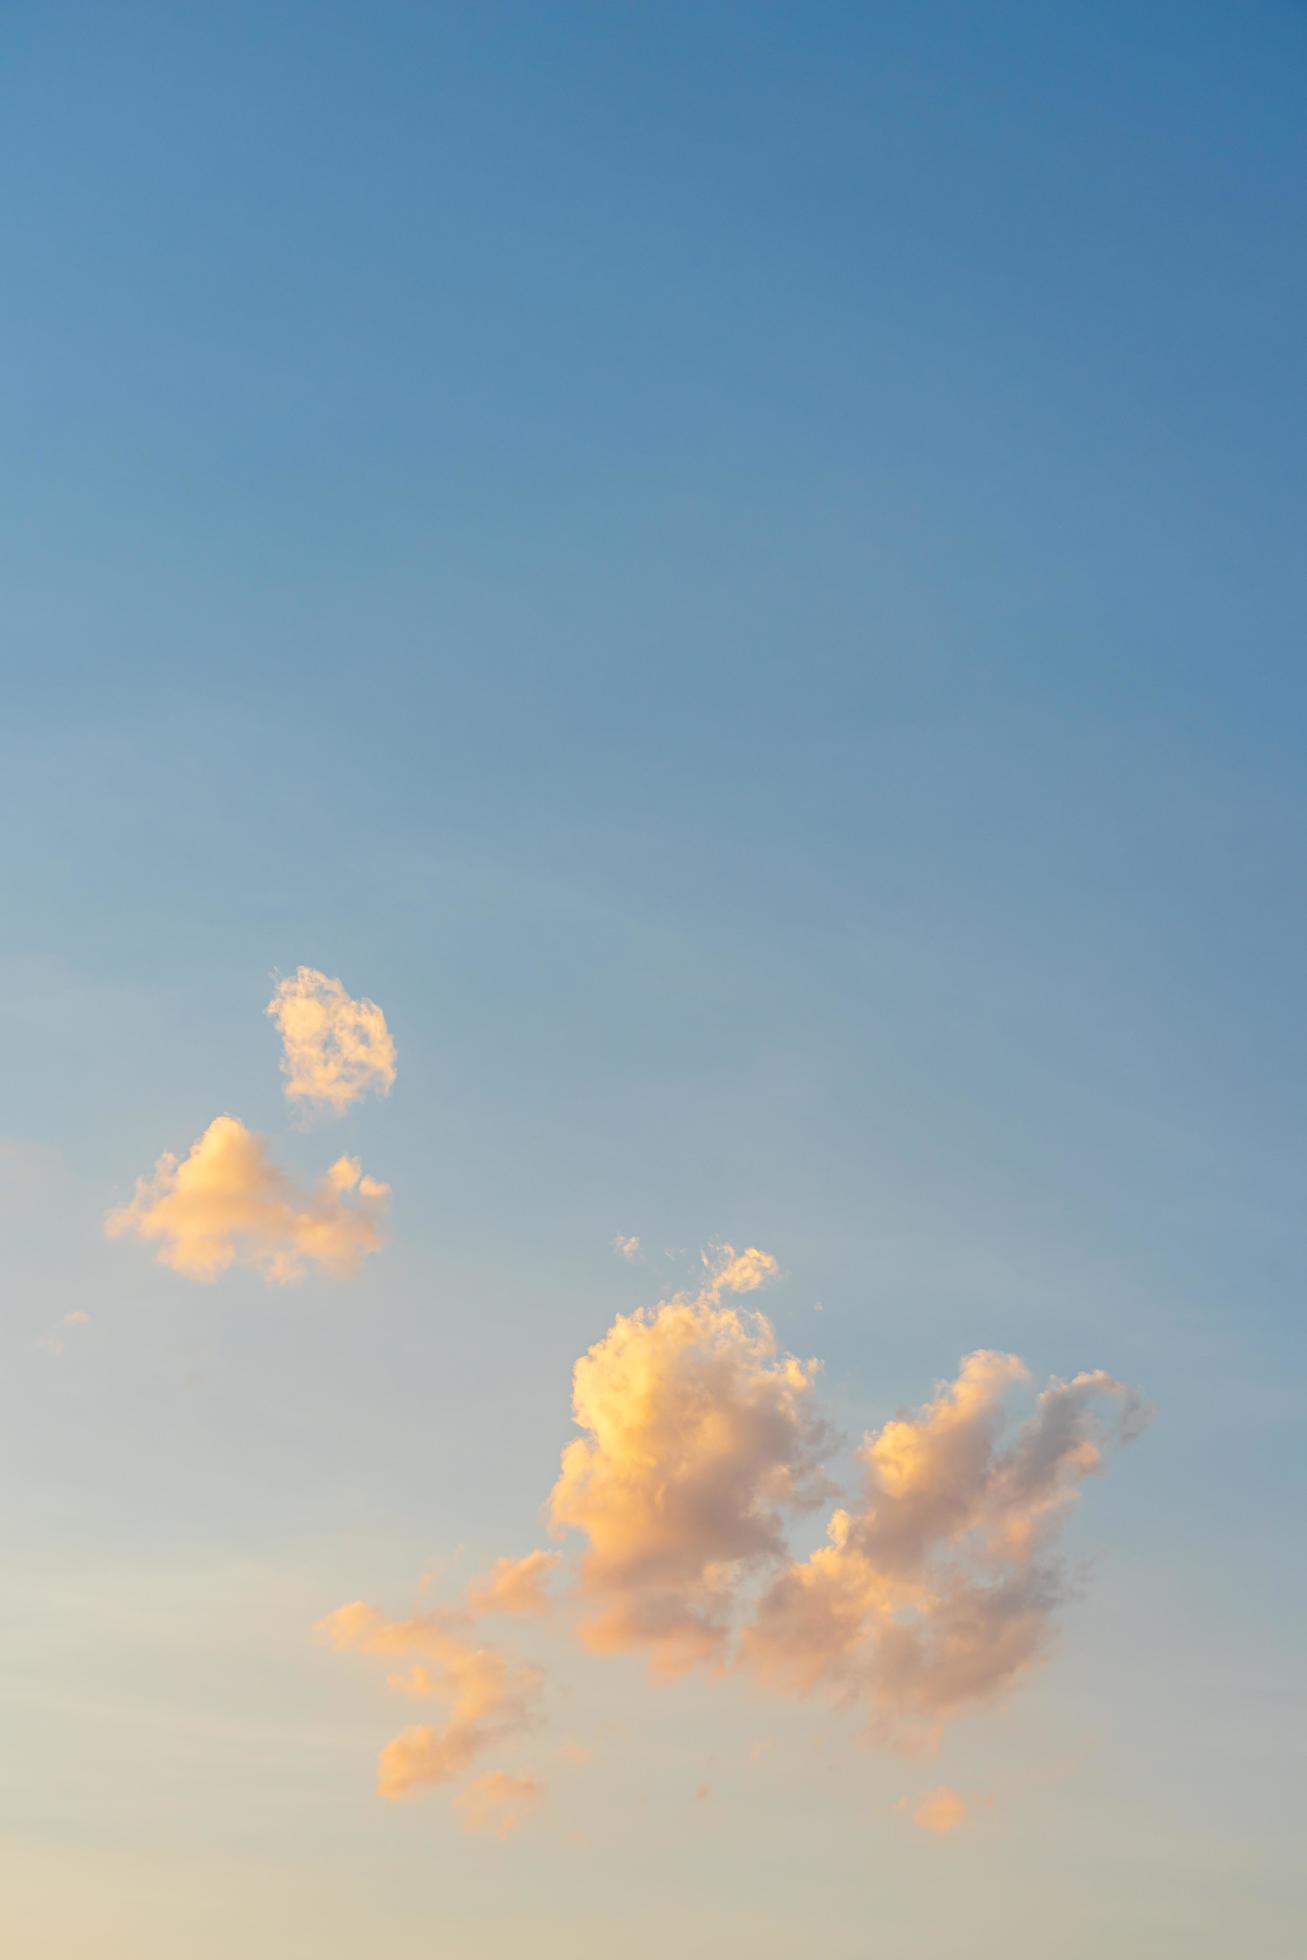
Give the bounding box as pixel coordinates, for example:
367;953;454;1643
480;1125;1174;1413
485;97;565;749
3;3;1305;1955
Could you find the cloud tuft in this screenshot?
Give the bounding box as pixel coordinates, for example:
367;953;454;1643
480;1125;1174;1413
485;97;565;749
267;967;396;1118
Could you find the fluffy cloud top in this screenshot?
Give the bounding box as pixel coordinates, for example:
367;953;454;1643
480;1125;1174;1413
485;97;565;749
741;1350;1147;1738
319;1601;543;1803
548;1248;828;1673
105;1115;388;1284
267;967;396;1118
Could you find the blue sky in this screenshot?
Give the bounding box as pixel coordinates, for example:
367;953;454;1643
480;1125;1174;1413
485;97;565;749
2;4;1305;1955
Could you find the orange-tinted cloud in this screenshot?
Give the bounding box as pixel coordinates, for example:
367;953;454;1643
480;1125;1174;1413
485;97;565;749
322;1251;1146;1827
466;1551;561;1619
455;1770;543;1839
105;1115;388;1284
741;1352;1147;1739
548;1248;829;1674
903;1786;968;1834
266;967;396;1119
319;1601;543;1803
700;1243;779;1299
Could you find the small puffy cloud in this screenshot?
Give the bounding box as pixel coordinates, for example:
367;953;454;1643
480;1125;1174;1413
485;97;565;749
614;1235;641;1260
455;1770;542;1839
318;1601;543;1804
105;1116;389;1284
267;967;396;1119
903;1786;968;1835
466;1551;561;1619
63;1310;91;1327
548;1250;829;1674
741;1352;1147;1740
701;1243;780;1299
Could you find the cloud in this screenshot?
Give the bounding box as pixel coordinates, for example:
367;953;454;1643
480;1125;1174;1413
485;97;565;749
741;1352;1148;1740
321;1248;1146;1827
266;967;396;1118
63;1310;91;1326
903;1786;968;1835
547;1248;829;1674
318;1601;543;1803
466;1551;561;1619
614;1235;641;1260
105;1115;388;1284
701;1243;780;1299
455;1770;543;1839
458;1779;544;1834
377;1723;480;1797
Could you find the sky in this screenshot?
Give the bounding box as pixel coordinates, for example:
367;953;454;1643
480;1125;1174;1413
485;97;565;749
2;2;1305;1954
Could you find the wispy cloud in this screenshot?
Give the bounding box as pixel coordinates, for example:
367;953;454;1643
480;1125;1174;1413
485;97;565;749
455;1770;543;1839
901;1786;969;1835
465;1551;561;1619
266;967;396;1119
741;1351;1148;1740
105;1115;388;1284
318;1601;544;1807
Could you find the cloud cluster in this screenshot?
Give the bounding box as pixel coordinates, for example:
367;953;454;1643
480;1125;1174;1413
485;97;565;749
325;1247;1146;1838
107;964;396;1288
267;967;396;1119
466;1550;561;1619
105;1115;388;1284
741;1351;1147;1739
547;1246;828;1674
